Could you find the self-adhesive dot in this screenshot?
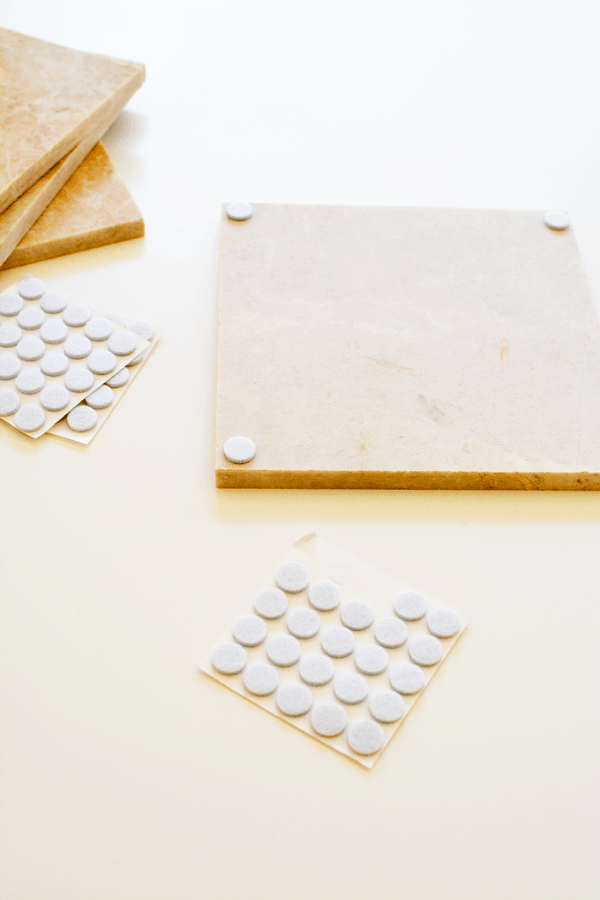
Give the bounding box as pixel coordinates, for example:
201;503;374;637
211;641;247;675
40;385;70;411
354;644;389;676
15;369;45;394
15;404;45;432
389;662;426;695
106;367;129;388
408;634;443;666
321;625;355;658
0;324;22;347
243;662;279;696
87;350;116;375
224;436;256;464
126;352;144;367
17;337;45;361
64;335;92;359
275;561;310;593
334;672;369;704
266;634;301;667
369;690;405;723
85;318;113;341
253;587;288;619
544;211;570;231
18;275;45;300
40;320;68;344
227;202;253;221
128;320;155;341
374;617;408;648
299;653;335;686
107;331;137;356
65;368;94;392
85;384;113;409
287;607;320;639
232;614;267;647
17;307;45;330
67;406;97;432
341;599;374;630
348;720;384;755
63;304;92;327
40;291;68;313
311;702;347;737
308;580;341;611
427;607;460;638
0;389;20;416
276;684;313;716
41;353;69;376
0;294;24;316
394;590;427;621
0;356;21;379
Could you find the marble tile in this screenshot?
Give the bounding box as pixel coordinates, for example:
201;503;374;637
0;28;144;213
1;143;143;269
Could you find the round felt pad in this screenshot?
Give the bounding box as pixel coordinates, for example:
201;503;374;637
0;294;24;316
427;607;460;638
333;672;369;704
243;662;279;696
308;580;341;611
0;389;20;416
348;720;384;755
67;406;98;432
299;653;335;686
287;607;320;639
276;684;313;716
15;404;45;432
266;634;301;667
0;356;21;380
321;625;355;658
41;354;69;376
394;590;427;621
232;614;267;647
408;634;443;666
223;435;256;464
369;690;405;723
275;561;310;593
374;617;408;648
389;662;426;695
341;599;374;630
211;642;247;675
40;385;70;411
18;275;45;300
354;644;389;676
253;587;288;619
311;702;347;737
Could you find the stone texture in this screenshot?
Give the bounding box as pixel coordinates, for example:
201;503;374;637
2;143;143;269
0;28;144;214
215;204;600;490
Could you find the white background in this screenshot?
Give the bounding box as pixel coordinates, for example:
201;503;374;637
1;2;599;898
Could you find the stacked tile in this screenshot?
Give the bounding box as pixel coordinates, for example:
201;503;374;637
0;28;145;270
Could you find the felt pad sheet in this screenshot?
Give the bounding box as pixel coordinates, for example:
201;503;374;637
200;533;469;769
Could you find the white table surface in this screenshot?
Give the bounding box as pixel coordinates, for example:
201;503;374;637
1;3;599;899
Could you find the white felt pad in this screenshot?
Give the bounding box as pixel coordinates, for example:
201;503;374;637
287;607;320;639
0;389;20;416
310;702;347;737
266;634;301;667
15;404;45;432
243;662;279;696
232;614;268;647
394;590;427;621
106;367;130;388
40;385;70;411
299;653;335;686
64;335;92;359
544;210;570;230
308;580;341;611
341;599;374;630
389;662;426;695
0;356;21;379
15;369;45;394
253;587;288;619
16;337;45;361
333;672;369;704
87;350;116;375
108;332;137;356
275;561;310;593
41;353;69;376
63;304;92;327
0;324;22;347
40;291;68;313
427;607;460;638
369;690;405;724
85;318;113;341
17;307;45;330
276;683;313;716
408;634;443;666
374;617;408;648
18;275;45;300
85;385;114;409
223;435;256;464
354;644;389;676
40;320;68;344
227;202;253;221
65;368;94;392
211;642;247;675
348;720;384;755
321;625;355;658
67;406;98;432
0;293;24;316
